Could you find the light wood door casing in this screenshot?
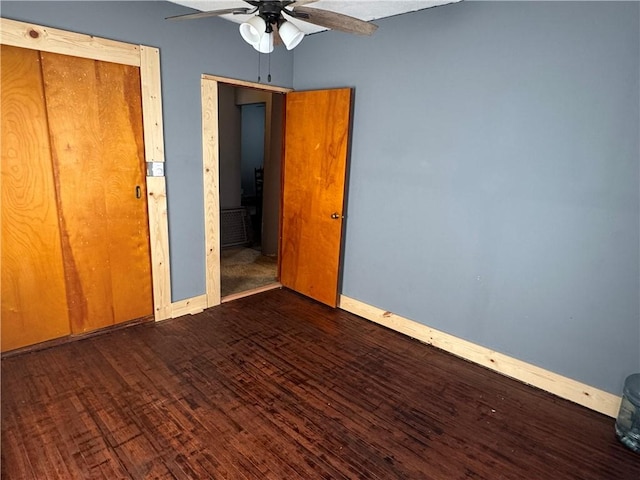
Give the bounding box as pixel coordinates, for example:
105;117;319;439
1;46;72;350
280;88;352;307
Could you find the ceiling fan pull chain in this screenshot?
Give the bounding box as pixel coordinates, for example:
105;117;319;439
257;50;261;82
268;52;271;83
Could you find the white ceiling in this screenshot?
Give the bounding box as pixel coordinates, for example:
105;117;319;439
168;0;459;35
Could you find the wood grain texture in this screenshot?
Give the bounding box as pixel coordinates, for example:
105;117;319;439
42;52;112;333
0;45;71;351
201;78;221;308
140;46;171;321
280;88;352;307
2;18;172;328
202;74;292;93
140;46;164;163
170;294;207;317
96;60;154;324
2;288;638;479
0;17;140;66
41;52;152;333
146;176;171;321
293;6;378;35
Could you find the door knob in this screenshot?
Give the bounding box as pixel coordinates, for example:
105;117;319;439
331;212;342;219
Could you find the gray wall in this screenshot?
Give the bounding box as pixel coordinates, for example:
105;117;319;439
1;1;293;300
240;103;266;197
293;1;640;395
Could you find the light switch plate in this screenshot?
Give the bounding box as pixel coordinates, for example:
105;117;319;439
146;161;164;177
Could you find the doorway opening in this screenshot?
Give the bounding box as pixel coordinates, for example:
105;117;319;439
217;82;285;299
202;75;351;308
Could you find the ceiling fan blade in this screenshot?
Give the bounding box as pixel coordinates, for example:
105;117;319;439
290;6;378;35
289;0;319;6
166;8;252;22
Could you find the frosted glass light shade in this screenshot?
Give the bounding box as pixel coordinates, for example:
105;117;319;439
279;21;304;50
239;16;266;46
253;32;274;53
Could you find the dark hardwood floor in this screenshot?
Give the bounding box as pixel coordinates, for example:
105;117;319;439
2;288;638;479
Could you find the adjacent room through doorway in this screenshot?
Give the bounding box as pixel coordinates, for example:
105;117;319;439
217;83;283;298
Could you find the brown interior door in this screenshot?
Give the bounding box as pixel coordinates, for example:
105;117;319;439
0;45;153;350
280;88;352;307
1;46;72;351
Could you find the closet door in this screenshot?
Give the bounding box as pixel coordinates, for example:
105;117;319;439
1;45;153;351
41;52;153;334
1;46;71;351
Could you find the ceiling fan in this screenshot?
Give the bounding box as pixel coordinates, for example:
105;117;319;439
167;0;378;52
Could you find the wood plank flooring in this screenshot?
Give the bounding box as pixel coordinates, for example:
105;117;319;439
2;288;638;479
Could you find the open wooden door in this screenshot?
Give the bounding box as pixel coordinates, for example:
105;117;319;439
280;88;352;307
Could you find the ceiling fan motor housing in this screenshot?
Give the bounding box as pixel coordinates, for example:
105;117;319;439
244;0;308;32
259;2;281;32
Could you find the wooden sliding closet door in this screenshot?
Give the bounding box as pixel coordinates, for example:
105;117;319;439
1;45;153;351
1;46;72;350
41;52;153;333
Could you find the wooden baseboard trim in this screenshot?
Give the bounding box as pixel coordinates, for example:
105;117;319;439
170;295;208;318
339;295;621;418
169;283;283;316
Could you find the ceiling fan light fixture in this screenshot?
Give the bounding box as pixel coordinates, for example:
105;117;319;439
253;31;274;54
279;20;304;50
239;15;266;46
